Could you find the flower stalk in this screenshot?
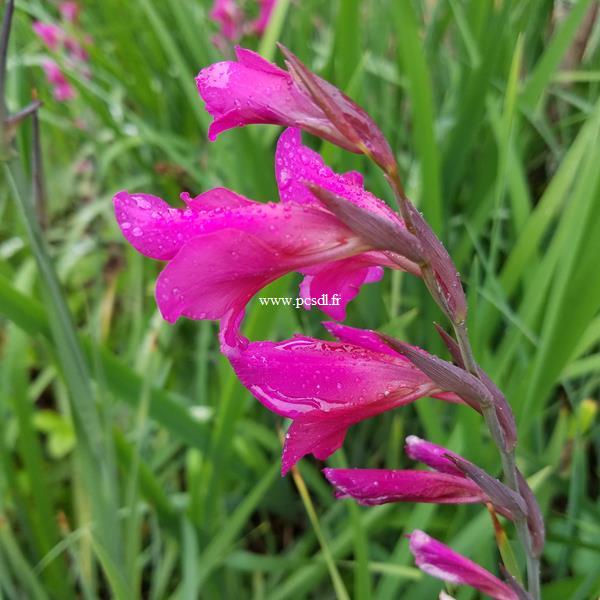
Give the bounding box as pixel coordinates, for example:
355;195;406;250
385;156;542;599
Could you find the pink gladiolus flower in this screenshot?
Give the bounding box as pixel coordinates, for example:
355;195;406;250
59;1;80;23
32;22;63;51
224;322;463;474
408;530;518;600
323;434;517;518
41;59;75;102
323;469;488;506
251;0;276;35
210;0;244;41
196;46;394;167
210;0;276;46
113;128;419;342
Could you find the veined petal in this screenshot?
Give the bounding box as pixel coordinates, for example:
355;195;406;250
114;188;361;261
408;531;518;600
323;469;487;506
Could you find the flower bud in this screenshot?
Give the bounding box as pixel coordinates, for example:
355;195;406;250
446;454;528;520
435;324;517;451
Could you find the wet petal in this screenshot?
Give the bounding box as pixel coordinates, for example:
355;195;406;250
225;333;454;473
299;257;384;321
408;530;518;600
323;469;487;506
155;229;287;323
275;128;401;227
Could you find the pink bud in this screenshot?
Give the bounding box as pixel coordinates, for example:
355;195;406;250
408;530;518;600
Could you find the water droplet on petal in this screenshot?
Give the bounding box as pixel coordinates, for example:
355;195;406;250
132;226;143;237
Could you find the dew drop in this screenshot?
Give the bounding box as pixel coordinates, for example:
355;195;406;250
134;196;151;209
132;226;143;237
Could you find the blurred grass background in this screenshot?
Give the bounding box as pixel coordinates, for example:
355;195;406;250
1;0;600;598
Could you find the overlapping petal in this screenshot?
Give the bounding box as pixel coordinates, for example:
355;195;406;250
323;433;522;521
224;325;462;474
114;188;371;333
275;127;418;315
196;47;343;142
114;129;420;334
408;530;518;600
197;47;361;151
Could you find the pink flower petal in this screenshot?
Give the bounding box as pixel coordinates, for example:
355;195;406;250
59;1;80;23
155;228;290;324
275;128;400;227
196;49;342;145
113;189;254;261
225;332;450;474
323;469;487;506
33;22;63;51
251;0;276;35
299;258;383;321
324;321;404;358
404;435;465;478
408;530;518;600
41;59;76;102
210;0;244;41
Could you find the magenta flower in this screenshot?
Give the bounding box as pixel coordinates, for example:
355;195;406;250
323;434;520;519
59;1;80;23
41;59;75;102
323;469;488;506
32;22;63;51
113;128;419;342
196;46;394;167
408;530;518;600
210;0;276;47
224;322;463;474
251;0;276;35
210;0;244;42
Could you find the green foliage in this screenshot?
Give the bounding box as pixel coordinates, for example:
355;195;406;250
1;0;599;597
